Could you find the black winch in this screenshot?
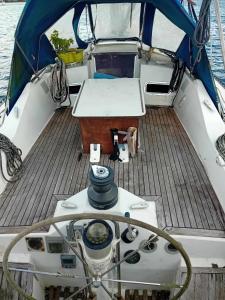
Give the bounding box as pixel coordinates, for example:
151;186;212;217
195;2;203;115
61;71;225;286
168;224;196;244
87;166;118;210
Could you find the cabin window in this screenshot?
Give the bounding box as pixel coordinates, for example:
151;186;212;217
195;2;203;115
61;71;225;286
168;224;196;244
152;10;185;52
146;83;170;94
78;7;92;42
69;84;81;95
94;53;136;78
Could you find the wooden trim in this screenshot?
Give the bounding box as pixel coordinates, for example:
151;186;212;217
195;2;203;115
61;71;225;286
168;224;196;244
180;267;225;274
165;227;225;238
79;117;139;153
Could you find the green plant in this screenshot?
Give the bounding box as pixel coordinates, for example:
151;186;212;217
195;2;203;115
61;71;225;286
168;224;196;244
50;30;74;53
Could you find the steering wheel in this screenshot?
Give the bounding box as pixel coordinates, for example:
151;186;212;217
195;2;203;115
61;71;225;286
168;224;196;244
3;213;192;300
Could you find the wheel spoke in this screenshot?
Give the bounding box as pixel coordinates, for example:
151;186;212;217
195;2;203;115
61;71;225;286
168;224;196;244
102;278;183;289
8;268;91;280
53;224;94;276
102;248;140;277
65;281;93;300
3;213;192;300
102;238;164;278
101;282;117;300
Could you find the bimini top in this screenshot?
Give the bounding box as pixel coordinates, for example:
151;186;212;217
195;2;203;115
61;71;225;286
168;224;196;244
7;0;217;112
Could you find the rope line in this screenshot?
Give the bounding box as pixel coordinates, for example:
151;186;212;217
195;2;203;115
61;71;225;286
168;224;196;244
216;134;225;162
0;133;23;182
50;59;70;106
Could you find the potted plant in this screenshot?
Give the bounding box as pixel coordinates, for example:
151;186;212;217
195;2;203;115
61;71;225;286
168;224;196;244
50;30;83;64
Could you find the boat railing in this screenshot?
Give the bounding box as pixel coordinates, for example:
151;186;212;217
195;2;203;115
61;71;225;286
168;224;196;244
0;101;6;127
30;64;53;83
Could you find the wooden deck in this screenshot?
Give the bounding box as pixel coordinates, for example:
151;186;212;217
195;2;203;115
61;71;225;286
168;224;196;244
177;267;225;300
0;107;224;235
0;263;33;299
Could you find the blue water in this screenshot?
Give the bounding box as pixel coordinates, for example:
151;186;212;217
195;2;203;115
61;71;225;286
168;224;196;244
0;2;224;102
0;3;23;102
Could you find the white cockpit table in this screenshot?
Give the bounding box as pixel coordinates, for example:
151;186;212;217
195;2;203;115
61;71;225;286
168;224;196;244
72;78;145;153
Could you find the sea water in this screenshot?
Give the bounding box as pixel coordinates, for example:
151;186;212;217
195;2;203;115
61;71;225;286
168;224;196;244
0;1;224;102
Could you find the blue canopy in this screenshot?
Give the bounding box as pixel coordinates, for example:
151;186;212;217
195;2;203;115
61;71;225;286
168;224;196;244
7;0;218;112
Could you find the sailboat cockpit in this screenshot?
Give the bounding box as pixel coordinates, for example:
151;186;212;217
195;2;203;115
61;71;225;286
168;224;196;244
0;1;225;299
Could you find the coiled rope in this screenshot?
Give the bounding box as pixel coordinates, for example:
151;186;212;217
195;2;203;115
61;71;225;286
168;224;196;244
192;0;211;71
216;134;225;162
49;59;70;106
0;133;23;182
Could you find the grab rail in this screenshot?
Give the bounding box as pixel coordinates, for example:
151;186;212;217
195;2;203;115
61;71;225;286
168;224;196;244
30;64;53;83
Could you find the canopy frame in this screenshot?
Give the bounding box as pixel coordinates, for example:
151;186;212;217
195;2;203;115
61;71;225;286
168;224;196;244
7;0;218;112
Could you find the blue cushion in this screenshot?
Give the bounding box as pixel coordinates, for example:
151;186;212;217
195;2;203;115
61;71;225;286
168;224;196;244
94;72;118;79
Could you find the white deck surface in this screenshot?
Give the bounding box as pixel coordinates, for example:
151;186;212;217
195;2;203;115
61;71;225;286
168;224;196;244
72;78;145;117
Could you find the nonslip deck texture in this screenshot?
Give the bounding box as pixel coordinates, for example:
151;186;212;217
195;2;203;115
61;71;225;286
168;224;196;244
0;107;224;235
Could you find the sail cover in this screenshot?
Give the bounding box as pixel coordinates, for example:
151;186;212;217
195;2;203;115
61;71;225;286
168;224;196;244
7;0;218;112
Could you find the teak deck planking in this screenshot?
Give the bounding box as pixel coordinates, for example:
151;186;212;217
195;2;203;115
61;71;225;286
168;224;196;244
0;263;33;300
0;107;224;235
177;267;225;300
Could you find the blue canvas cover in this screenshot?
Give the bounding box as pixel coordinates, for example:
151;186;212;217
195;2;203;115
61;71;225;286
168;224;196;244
7;0;218;112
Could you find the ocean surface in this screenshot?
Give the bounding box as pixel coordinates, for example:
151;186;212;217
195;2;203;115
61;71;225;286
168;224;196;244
0;1;224;102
